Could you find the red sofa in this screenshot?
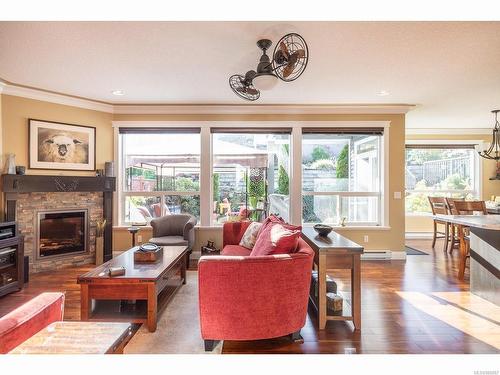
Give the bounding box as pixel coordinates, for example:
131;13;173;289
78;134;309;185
198;221;314;351
0;292;65;353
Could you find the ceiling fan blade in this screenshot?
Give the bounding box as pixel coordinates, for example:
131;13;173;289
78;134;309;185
283;62;296;78
294;49;306;58
279;41;290;59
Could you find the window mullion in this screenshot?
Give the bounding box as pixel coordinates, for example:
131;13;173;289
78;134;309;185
200;127;212;226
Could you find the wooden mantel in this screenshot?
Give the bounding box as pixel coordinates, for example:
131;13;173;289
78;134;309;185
1;174;116;262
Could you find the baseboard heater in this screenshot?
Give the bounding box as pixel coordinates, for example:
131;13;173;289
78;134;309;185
361;250;392;260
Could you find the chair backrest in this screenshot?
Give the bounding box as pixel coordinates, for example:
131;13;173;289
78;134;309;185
150;214;193;237
445;197;465;215
428;196;448;215
453;200;487;215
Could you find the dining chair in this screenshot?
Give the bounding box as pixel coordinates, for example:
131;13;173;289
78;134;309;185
428;196;450;252
445;197;465;253
453;200;487;280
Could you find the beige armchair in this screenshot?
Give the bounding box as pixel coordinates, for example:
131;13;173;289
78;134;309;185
149;214;197;266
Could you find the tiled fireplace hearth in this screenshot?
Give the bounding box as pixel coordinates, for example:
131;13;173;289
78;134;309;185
1;174;115;274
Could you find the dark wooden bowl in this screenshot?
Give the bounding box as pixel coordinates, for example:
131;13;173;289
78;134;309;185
313;224;333;237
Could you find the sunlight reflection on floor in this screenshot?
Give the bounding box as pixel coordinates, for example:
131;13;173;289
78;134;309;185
396;291;500;349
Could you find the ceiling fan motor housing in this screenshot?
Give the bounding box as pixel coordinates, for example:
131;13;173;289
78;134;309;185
256;39;272;51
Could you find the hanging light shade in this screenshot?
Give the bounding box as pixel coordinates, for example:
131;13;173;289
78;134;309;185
478;110;500;161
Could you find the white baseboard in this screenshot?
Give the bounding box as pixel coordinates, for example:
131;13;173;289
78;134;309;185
361;250;406;261
405;232;433;239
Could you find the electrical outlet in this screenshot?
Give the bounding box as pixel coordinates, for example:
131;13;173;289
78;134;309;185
137;235;143;243
393;191;402;199
364;235;369;243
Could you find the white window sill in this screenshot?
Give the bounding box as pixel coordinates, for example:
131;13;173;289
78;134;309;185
114;225;153;230
113;224;391;231
303;225;391;231
405;212;433;217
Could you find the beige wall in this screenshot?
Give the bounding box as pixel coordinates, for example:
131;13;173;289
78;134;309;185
1;95;406;254
1;95;113;175
405;133;499;233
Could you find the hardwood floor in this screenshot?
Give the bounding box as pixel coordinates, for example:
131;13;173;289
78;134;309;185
1;239;499;354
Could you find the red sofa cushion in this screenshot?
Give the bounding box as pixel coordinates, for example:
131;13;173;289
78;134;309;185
221;244;252;256
222;221;252;247
0;292;65;353
250;220;302;257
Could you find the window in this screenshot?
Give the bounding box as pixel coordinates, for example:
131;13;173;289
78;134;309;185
116;122;389;228
120;129;200;224
405;144;478;214
302;129;383;226
211;130;291;224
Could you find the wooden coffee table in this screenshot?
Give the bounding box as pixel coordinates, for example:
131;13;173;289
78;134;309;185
78;245;188;332
10;321;132;354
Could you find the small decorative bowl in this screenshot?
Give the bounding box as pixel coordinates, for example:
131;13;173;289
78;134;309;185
313;224;333;237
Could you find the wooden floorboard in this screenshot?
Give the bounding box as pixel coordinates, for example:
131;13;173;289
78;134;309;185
0;239;498;354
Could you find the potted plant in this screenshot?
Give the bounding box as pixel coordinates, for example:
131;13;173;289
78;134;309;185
95;219;106;265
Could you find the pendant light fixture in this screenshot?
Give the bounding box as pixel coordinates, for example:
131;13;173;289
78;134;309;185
478;110;500;160
478;109;500;180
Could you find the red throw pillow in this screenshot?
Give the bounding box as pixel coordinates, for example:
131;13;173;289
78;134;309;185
255;214;284;237
250;220;302;256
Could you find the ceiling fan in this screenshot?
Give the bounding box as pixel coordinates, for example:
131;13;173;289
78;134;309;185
229;33;309;101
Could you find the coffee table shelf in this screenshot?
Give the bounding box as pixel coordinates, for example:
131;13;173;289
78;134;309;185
88;282;182;323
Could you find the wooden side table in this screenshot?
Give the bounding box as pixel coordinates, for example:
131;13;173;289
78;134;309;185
127;226;141;247
301;227;364;330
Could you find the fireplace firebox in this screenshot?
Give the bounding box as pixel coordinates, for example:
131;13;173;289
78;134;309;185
36;209;88;259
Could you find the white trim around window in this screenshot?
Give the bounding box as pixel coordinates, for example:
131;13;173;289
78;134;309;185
405;139;484;216
113;120;391;229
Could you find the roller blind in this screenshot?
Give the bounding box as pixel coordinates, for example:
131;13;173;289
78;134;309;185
405;144;477;149
210;127;292;134
302;127;384;135
119;127;201;134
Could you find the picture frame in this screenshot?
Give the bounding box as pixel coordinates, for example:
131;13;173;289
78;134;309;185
28;119;96;171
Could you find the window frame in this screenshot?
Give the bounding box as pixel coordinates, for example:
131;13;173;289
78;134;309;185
116;125;202;225
404;140;483;216
301;133;384;226
113;121;391;229
210;130;292;226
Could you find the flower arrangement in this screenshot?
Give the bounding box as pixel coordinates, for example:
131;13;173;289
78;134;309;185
96;219;107;237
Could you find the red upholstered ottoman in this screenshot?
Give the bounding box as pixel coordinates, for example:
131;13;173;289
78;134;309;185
0;292;65;353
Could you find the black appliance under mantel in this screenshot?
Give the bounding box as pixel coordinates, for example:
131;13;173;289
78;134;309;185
1;174;116;262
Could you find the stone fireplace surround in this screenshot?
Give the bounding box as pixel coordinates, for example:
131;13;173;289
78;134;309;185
18;192;101;273
1;174;115;274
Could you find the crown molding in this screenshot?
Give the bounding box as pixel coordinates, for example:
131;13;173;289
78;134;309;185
0;80;114;113
0;80;415;115
112;103;415;115
406;127;492;135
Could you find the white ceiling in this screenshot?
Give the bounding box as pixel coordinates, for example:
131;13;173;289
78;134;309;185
1;21;500;129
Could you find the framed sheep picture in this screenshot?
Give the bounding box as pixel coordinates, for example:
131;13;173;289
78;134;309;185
28;119;96;171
